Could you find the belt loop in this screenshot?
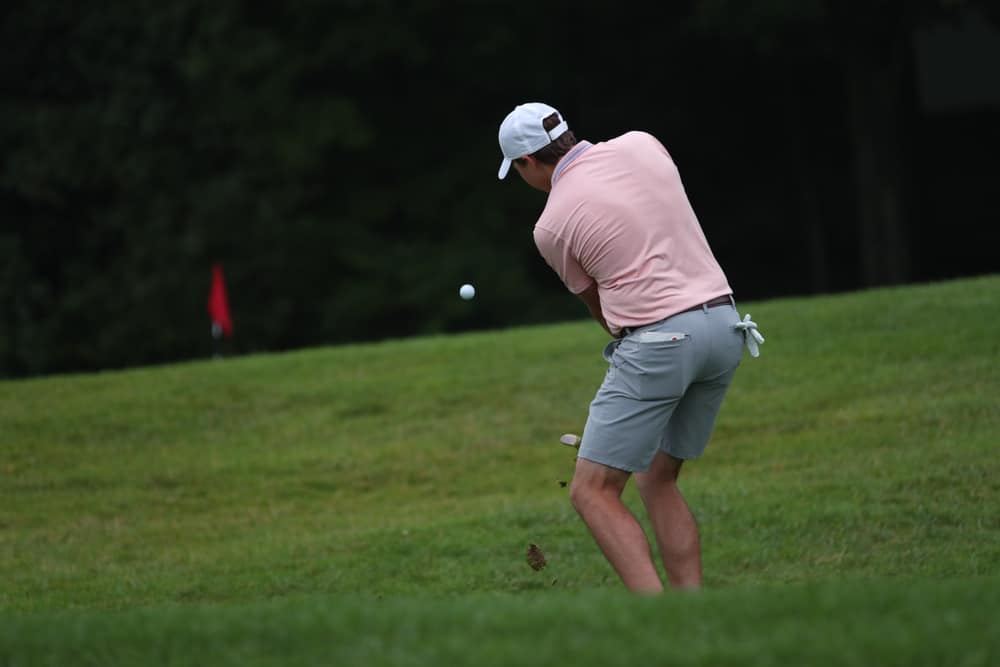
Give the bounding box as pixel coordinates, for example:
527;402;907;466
702;302;709;314
729;294;736;308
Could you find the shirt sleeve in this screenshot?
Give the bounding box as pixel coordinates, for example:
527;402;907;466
533;226;595;295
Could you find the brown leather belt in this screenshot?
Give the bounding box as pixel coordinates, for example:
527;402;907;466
622;294;734;337
677;294;734;314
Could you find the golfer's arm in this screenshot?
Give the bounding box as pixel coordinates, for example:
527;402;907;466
577;283;617;338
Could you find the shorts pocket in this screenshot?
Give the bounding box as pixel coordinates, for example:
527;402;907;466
602;338;622;364
636;331;688;344
617;335;691;400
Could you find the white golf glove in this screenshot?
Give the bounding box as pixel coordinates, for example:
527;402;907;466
734;313;765;358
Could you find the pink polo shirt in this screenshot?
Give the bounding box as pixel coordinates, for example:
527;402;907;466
533;131;731;335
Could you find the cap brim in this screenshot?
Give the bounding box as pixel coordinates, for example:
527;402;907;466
497;157;512;180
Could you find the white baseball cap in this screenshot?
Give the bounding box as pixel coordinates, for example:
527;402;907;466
497;102;569;179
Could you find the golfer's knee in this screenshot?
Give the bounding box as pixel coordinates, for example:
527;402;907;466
635;460;682;498
569;477;601;513
647;451;683;483
569;475;618;514
568;477;588;511
570;457;630;513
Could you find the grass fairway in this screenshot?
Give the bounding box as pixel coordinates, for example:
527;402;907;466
1;275;998;665
1;581;996;666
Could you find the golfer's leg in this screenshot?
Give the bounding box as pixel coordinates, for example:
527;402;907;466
634;451;701;589
569;457;663;594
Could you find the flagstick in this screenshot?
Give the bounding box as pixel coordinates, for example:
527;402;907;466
212;321;223;360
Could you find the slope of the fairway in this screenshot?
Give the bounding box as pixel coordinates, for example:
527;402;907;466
1;275;998;619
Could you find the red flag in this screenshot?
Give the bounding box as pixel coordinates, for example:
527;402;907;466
208;263;233;338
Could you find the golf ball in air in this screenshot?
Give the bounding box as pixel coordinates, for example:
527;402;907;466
459;284;475;300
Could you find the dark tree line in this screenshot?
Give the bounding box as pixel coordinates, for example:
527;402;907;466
2;0;998;377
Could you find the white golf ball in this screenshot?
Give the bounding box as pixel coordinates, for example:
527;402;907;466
459;283;475;300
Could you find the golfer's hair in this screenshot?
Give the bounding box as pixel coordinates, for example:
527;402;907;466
517;112;577;167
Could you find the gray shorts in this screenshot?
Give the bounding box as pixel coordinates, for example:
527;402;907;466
579;302;744;472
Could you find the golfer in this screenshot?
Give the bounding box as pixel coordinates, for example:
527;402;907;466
497;102;762;593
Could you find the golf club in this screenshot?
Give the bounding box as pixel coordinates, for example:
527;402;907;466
560;433;581;449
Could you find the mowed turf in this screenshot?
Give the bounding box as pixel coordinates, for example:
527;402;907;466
1;275;998;665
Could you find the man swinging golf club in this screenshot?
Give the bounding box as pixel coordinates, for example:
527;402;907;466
497;102;763;593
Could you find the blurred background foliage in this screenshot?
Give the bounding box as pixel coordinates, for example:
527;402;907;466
2;0;998;376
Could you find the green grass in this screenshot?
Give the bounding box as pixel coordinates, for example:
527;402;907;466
1;275;998;665
2;581;996;667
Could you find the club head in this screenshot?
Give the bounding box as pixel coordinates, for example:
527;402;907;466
559;433;581;449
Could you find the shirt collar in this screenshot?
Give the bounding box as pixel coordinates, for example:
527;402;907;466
551;141;593;186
